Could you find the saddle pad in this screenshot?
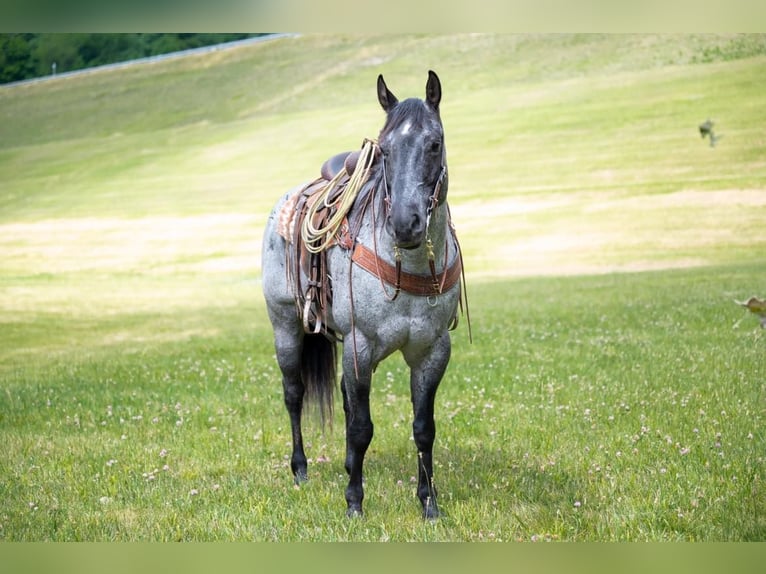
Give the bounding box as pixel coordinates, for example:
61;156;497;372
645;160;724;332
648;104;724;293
275;178;329;244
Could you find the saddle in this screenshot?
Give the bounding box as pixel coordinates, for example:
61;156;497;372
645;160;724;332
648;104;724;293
276;150;362;246
321;150;361;182
276;149;365;338
276;143;466;341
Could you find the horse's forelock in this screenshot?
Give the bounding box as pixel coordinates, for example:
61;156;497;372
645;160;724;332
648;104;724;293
380;98;439;140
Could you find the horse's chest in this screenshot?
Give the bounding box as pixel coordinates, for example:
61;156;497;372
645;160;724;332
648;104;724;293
361;291;457;343
401;310;443;344
324;247;460;351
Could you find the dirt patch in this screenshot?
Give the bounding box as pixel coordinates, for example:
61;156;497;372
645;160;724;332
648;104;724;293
453;188;766;278
3;188;763;282
1;214;262;276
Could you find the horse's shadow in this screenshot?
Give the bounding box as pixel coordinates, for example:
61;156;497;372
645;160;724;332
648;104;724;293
364;441;587;518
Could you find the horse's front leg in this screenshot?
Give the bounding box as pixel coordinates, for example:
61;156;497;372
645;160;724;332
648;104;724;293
341;336;374;517
406;331;451;520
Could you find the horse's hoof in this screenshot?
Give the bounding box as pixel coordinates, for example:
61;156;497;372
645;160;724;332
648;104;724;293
346;506;364;518
422;501;440;521
293;471;308;485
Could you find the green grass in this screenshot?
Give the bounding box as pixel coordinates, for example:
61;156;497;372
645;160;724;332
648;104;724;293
1;34;765;541
2;267;764;541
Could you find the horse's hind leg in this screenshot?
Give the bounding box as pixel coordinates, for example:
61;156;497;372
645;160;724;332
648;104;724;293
262;199;309;483
406;331;452;520
273;327;309;483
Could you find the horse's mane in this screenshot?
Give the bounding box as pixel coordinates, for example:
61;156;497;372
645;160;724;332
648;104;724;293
348;159;382;226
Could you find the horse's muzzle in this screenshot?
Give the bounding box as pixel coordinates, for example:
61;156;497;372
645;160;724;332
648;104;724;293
387;209;425;250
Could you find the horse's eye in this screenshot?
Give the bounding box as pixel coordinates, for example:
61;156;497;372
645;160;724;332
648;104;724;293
429;141;441;153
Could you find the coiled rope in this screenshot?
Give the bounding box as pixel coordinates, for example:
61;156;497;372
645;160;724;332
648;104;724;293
300;138;378;254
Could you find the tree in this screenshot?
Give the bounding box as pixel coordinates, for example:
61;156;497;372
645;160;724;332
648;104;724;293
33;34;86;76
1;33;265;83
77;34;143;67
0;34;35;83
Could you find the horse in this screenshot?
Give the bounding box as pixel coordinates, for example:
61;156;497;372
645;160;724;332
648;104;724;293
261;70;468;519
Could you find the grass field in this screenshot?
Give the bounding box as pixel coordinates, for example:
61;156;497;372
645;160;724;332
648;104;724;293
1;34;765;541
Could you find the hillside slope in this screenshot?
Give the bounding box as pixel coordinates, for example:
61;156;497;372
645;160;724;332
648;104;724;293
1;33;765;276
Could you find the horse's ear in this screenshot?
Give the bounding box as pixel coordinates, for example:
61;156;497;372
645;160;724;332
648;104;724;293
377;74;398;112
425;70;441;111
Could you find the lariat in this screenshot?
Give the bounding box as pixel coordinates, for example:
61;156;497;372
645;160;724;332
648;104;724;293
301;138;378;254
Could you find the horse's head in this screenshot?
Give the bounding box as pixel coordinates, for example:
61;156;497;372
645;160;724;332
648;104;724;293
377;70;447;250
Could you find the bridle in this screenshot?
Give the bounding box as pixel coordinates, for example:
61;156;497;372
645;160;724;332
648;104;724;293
378;143;449;302
380;146;448;228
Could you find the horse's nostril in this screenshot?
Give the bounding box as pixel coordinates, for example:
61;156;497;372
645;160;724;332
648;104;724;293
411;213;422;232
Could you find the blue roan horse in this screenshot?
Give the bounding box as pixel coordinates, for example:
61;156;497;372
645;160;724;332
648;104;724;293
262;71;468;519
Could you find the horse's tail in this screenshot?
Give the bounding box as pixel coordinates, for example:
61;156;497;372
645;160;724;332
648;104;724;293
300;333;337;428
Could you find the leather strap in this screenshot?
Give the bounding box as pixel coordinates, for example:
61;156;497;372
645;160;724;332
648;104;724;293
351;243;462;297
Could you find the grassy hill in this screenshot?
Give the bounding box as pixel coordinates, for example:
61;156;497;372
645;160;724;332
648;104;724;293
2;34;765;273
1;34;764;541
